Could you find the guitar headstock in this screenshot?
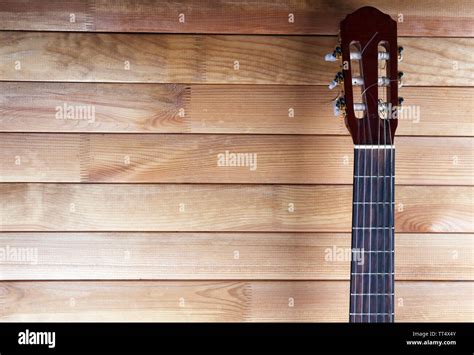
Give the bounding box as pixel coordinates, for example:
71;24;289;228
326;7;404;145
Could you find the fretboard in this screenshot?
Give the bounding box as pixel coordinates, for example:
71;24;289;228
349;146;395;323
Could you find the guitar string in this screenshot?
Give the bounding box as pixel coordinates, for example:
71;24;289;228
381;48;391;323
368;102;374;322
353;144;361;322
360;123;367;322
362;50;373;322
363;45;376;323
375;48;388;322
387;52;394;321
378;46;390;323
381;101;386;323
349;42;360;323
383;56;394;322
375;56;382;323
351;42;362;323
360;62;367;323
358;66;365;323
355;49;367;322
388;100;394;322
383;117;392;320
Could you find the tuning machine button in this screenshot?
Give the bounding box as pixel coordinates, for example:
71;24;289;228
333;95;346;117
398;71;404;88
329;71;344;89
398;46;404;61
324;46;342;62
397;97;405;115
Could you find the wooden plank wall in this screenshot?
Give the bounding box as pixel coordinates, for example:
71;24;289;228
0;0;472;322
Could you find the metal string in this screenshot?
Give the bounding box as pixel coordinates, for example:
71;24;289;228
361;60;373;322
388;99;394;322
353;145;362;322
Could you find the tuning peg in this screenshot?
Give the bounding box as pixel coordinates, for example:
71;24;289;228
398;71;404;88
398;46;404;61
333;95;346;117
397;97;405;115
324;46;342;62
329;72;344;89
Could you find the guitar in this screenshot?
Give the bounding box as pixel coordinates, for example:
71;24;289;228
325;7;404;323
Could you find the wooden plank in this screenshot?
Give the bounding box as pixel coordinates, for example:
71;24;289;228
0;281;471;322
1;33;472;86
1;83;472;137
0;0;472;37
0;0;93;32
0;134;471;185
0;184;471;232
0;232;471;281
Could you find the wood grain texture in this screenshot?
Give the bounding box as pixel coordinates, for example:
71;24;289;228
1;83;472;137
0;134;471;185
0;184;471;233
0;0;472;324
0;0;472;37
0;232;471;281
0;281;471;322
1;32;473;86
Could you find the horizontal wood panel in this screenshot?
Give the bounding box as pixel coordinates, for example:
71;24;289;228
0;0;472;37
1;83;472;137
0;233;471;281
1;33;473;86
0;134;471;185
0;184;471;232
0;281;471;321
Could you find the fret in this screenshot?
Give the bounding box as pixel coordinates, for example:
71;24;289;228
351;233;394;247
352;227;394;230
351;293;394;296
353;209;395;227
353;202;394;205
352;250;393;253
350;275;393;290
350;313;394;315
351;273;394;275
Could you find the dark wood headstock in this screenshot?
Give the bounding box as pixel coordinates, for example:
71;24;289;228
331;7;401;145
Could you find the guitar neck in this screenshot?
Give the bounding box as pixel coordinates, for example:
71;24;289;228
349;145;395;323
